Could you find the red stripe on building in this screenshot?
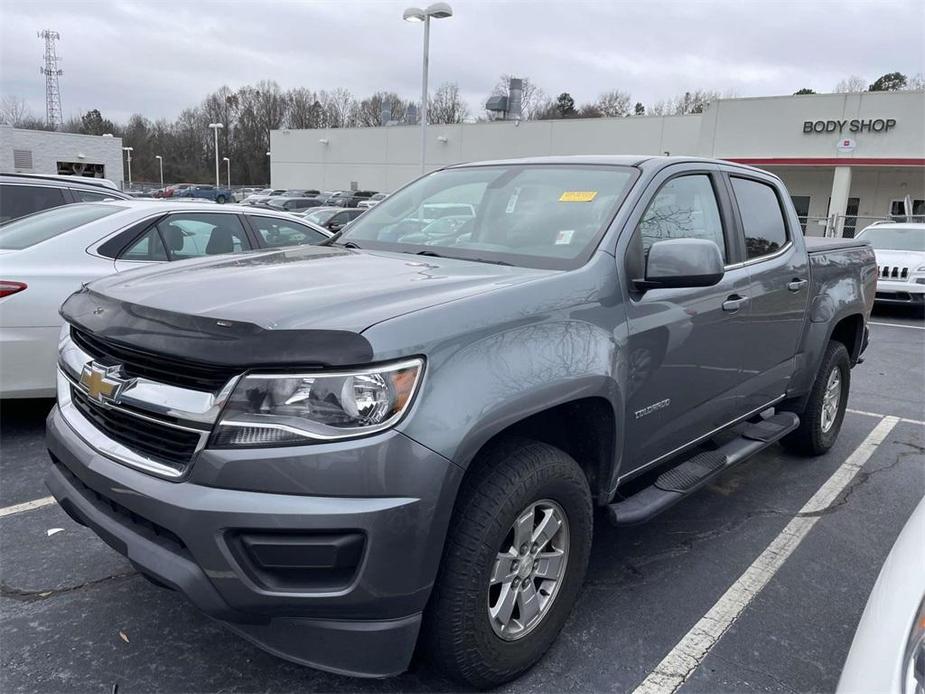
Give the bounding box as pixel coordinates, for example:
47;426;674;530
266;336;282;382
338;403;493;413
725;157;925;167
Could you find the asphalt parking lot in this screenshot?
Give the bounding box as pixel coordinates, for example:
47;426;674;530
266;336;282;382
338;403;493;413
1;305;922;694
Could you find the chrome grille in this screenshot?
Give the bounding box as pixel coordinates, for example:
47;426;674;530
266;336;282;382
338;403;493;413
57;330;237;479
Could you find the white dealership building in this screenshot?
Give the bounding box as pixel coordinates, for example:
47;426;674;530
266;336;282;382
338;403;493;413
1;125;124;185
270;90;924;236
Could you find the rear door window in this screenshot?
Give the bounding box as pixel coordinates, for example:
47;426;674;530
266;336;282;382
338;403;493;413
731;177;789;259
155;213;250;260
119;227;168;261
248;215;328;247
0;184;68;223
73;189;117;202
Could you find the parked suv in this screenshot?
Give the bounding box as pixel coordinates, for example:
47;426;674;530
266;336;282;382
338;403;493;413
173;184;233;204
0;173;131;223
46;156;875;688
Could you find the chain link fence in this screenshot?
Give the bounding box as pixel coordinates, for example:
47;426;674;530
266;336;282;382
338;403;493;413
798;214;925;238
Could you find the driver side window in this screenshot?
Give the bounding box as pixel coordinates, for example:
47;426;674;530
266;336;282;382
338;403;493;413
638;175;726;262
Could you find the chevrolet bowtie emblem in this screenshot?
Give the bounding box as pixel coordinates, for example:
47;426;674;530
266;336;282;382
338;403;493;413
79;362;131;406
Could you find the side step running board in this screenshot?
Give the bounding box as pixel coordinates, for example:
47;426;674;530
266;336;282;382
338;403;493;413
607;412;799;526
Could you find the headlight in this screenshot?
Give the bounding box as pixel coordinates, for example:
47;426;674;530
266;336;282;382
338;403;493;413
916;265;925;272
212;358;423;447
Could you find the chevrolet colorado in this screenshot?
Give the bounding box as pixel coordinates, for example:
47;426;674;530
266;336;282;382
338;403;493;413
46;156;876;688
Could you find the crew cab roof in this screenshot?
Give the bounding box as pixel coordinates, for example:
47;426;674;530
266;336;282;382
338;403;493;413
445;154;773;177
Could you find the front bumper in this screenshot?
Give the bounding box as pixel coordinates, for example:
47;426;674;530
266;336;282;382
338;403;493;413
46;405;462;678
875;279;925;305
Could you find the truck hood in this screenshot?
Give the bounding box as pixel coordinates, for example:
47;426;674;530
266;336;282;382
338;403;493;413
86;244;553;333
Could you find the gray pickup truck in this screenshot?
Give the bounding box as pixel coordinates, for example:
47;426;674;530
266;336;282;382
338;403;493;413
46;156;876;688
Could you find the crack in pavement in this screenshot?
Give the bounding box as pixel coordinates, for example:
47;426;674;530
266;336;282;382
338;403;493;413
0;571;138;603
796;446;919;518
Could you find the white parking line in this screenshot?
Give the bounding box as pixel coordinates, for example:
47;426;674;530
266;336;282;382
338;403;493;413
869;321;925;331
632;415;900;694
0;495;57;518
848;408;925;426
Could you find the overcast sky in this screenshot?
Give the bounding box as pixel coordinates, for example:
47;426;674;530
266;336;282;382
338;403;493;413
1;0;923;124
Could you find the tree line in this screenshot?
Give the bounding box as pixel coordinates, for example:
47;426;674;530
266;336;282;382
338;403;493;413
0;70;920;185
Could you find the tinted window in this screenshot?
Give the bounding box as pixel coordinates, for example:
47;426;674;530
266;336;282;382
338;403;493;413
249;216;327;248
120;227;168;261
0;203;122;249
638;175;725;261
156;213;249;260
731;177;788;259
0;184;68;223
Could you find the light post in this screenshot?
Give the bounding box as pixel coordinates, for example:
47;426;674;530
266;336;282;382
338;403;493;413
222;156;231;189
208;122;224;187
121;146;133;188
266;151;271;185
154;155;164;189
402;2;453;174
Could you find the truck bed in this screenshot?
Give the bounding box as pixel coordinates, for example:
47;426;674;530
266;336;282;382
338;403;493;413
804;237;871;254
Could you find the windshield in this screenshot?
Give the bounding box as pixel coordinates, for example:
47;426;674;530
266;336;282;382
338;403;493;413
339;164;637;269
0;203;123;249
857;226;925;252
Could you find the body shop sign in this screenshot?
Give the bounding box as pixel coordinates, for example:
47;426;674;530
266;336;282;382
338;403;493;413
803;118;896;134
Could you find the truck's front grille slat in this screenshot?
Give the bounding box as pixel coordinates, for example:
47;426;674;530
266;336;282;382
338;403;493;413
70;386;201;470
71;327;236;392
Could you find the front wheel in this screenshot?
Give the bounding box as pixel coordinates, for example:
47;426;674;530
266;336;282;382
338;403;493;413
422;437;593;688
215;195;227;204
781;340;850;456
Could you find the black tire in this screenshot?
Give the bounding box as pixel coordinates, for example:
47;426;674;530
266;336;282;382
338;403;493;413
781;340;850;456
422;437;593;689
216;195;226;204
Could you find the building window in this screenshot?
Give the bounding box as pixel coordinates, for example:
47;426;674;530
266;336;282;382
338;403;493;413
12;150;33;170
790;195;810;233
56;161;105;178
890;199;925;223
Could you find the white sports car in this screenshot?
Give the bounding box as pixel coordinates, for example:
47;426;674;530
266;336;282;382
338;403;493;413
0;200;331;398
854;222;925;308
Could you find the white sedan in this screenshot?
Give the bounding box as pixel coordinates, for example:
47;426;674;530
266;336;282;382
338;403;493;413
854;222;925;308
0;200;331;398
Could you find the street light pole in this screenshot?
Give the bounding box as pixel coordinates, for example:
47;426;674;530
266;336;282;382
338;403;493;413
208;123;224;187
403;3;453;175
266;151;271;186
223;157;231;189
122;146;133;188
155;155;163;189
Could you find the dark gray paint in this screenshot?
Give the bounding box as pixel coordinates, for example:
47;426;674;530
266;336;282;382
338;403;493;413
48;156;877;677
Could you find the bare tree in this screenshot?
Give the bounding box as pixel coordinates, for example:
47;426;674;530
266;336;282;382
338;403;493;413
833;75;868;93
649;89;726;116
429;82;469;124
595;89;632;117
908;73;925;90
0;95;31;126
319;88;356;128
355;91;408;127
489;74;549;120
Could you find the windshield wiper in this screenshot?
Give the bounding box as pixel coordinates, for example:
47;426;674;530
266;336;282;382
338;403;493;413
414;249;513;266
342;241;362;249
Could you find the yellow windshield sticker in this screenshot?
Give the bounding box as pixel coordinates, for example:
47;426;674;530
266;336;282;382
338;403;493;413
559;191;597;202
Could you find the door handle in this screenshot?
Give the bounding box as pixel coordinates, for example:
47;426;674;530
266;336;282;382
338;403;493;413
787;278;808;292
722;295;748;313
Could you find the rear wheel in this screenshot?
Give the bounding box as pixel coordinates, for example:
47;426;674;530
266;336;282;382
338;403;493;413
781;340;850;456
422;437;593;688
216;194;227;204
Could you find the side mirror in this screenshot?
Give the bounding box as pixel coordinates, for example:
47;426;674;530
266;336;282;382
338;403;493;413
327;223;342;232
635;238;724;290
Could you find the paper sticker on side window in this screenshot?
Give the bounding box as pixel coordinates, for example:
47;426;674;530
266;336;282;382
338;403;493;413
559;191;597;202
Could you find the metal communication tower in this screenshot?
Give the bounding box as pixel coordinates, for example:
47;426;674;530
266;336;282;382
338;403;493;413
38;30;63;129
